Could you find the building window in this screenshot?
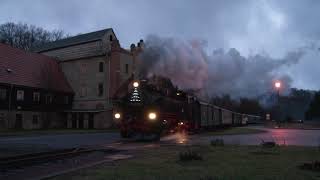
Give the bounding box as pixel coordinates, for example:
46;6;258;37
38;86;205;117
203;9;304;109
16;90;24;101
80;63;87;73
46;94;52;104
32;115;39;125
125;64;129;74
99;62;104;72
0;113;4;127
15;114;22;129
0;88;6;100
33;92;40;102
64;96;69;104
98;83;103;96
80;87;87;97
109;35;113;41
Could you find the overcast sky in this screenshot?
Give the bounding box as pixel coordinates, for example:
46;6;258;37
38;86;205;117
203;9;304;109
1;0;320;90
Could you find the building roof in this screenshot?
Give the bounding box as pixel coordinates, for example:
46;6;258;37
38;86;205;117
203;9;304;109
34;28;113;52
0;43;73;93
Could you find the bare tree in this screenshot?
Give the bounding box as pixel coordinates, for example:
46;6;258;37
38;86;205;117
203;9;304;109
0;22;67;51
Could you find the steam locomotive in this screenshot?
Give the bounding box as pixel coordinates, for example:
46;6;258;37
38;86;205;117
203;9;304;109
113;77;260;140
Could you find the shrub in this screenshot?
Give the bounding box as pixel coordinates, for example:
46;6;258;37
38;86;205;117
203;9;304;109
299;161;320;172
210;139;224;147
179;149;203;161
260;140;277;148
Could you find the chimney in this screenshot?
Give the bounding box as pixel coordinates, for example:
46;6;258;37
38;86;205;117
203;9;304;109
137;39;144;49
130;43;136;52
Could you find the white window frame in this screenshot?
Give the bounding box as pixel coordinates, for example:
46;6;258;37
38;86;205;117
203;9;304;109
46;94;52;104
32;114;39;125
80;87;87;97
33;92;40;102
64;96;69;104
16;90;24;101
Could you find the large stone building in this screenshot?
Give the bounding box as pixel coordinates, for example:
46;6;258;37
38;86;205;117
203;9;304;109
0;43;74;129
36;28;142;129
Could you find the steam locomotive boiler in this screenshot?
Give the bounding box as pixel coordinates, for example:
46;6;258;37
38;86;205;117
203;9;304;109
113;78;189;140
113;76;261;141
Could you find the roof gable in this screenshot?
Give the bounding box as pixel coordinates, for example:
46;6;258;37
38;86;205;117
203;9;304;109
34;28;113;52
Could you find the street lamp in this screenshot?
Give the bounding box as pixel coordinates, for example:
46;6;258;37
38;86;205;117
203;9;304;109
274;81;282;126
274;81;281;100
275;81;281;89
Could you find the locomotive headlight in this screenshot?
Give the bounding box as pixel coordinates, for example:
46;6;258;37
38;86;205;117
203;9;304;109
114;113;121;119
148;112;157;120
133;81;139;88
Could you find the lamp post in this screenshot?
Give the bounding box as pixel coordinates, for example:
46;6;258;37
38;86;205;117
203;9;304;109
275;81;281;102
274;81;281;126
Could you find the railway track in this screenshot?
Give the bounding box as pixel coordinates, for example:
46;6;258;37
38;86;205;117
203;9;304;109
0;148;102;169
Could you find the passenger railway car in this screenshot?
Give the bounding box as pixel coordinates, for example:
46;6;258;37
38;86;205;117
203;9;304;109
113;78;260;140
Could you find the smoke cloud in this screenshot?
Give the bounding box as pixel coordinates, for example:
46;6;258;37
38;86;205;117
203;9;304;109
138;35;305;99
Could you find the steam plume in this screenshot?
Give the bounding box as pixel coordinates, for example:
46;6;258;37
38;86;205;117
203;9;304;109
138;35;305;99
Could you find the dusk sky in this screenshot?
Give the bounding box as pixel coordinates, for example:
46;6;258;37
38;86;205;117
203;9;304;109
1;0;320;90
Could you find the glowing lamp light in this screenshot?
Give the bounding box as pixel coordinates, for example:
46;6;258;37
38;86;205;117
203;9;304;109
114;113;121;119
148;112;157;120
133;81;139;88
275;81;281;89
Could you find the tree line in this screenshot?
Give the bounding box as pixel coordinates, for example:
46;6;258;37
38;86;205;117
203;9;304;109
0;22;67;51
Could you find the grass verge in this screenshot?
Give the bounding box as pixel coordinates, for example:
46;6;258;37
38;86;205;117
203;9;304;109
50;145;320;180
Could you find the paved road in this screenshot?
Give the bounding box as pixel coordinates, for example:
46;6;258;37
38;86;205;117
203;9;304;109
0;132;120;155
192;126;320;146
1;126;319;157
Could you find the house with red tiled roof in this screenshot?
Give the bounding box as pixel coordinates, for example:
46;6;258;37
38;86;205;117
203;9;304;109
0;43;74;129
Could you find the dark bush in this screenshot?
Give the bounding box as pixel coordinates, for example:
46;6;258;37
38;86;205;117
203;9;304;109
210;139;224;146
179;149;203;161
260;141;277;148
299;161;320;172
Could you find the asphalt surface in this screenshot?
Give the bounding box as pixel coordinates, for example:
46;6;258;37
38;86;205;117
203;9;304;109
0;132;120;156
0;126;319;157
193;126;320;146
